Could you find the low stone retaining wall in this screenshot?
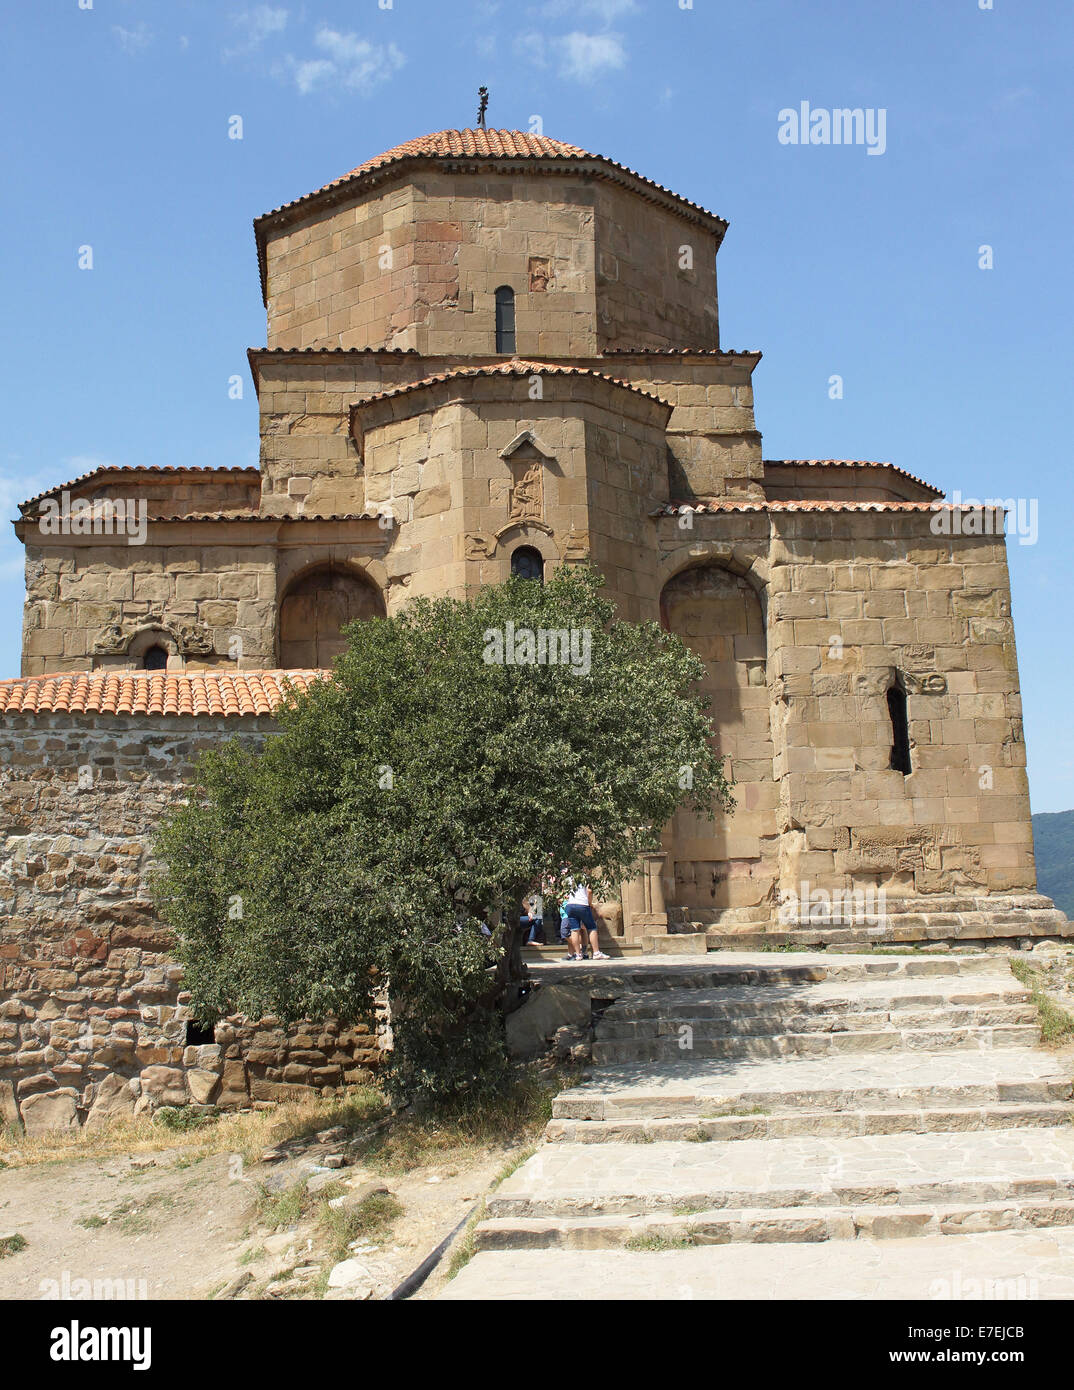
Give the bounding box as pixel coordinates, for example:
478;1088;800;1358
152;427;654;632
0;711;384;1134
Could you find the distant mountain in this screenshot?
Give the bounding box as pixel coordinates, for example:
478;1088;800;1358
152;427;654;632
1033;810;1074;919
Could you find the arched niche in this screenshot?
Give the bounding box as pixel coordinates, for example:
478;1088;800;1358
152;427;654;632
660;562;777;914
278;563;385;670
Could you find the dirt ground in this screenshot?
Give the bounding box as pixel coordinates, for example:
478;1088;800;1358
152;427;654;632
0;1090;543;1302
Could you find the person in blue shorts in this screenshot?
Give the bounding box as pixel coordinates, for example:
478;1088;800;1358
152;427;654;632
562;881;608;960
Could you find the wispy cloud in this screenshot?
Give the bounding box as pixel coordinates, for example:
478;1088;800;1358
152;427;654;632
289;27;405;96
558;31;626;81
539;0;638;20
515;29;626;82
225;5;288;58
113;23;153;56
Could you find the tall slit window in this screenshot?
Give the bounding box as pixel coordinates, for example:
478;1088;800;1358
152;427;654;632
495;285;516;354
887;677;912;775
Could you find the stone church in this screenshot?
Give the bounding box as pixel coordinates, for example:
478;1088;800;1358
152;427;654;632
0;127;1066;1130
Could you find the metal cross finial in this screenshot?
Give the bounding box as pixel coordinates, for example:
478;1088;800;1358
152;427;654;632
477;86;489;128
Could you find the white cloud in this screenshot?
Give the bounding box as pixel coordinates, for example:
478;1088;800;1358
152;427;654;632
235;6;288;45
540;0;637;20
293;58;335;95
226;6;288;58
557;31;626;81
289;27;405;95
113;23;153;56
515;28;626;81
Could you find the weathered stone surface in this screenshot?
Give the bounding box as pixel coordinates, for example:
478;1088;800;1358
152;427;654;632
186;1068;220;1106
0;1079;19;1127
20;1089;79;1135
506;984;592;1059
85;1073;136;1129
326;1258;374;1296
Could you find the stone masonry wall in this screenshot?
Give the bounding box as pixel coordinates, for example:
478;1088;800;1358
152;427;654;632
0;713;384;1134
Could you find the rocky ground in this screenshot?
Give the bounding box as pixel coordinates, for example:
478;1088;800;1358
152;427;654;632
0;1088;545;1302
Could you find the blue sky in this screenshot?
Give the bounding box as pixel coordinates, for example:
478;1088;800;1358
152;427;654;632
2;0;1072;811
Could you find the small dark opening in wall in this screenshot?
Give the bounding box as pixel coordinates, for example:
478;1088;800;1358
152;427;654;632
590;997;618;1026
143;645;168;671
185;1021;216;1046
511;545;544;582
495;285;516;354
887;679;912;775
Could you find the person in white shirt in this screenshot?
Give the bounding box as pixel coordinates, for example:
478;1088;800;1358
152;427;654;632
562;881;608;961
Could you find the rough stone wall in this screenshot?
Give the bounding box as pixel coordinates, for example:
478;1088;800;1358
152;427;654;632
593;183;721;351
0;713;384;1133
262;169;723;358
21;539;279;677
765;512;1035;898
355;370;672;618
263;173;600;356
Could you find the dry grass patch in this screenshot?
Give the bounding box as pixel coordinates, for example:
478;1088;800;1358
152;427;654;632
0;1087;387;1172
1010;958;1074;1047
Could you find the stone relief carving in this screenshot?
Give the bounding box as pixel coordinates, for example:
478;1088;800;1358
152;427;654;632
528;256;552;291
508;451;543;523
853;669;947;696
464;532;496;561
93;611;215;657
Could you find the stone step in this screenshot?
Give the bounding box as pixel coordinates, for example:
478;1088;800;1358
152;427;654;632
699;912;1072;951
441;1229;1074;1300
591;1023;1040;1063
598;1006;1037;1040
553;1047;1072;1119
486;1127;1074;1220
529;952;1020;994
605;976;1030;1020
597;1006;1037;1041
545;1100;1074;1143
681;893;1063;925
473;1195;1074;1252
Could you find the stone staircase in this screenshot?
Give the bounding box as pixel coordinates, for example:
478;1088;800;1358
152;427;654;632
651;893;1072;954
442;950;1074;1299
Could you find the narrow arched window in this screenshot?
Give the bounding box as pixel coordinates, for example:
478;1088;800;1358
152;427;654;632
143;645;168;672
511;545;544;583
887;678;911;775
495;285;516;354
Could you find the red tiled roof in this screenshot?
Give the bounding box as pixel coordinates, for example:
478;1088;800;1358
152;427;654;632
763;458;943;498
19;466;260;513
257;128;727;229
353;360;672;411
253;128;728;303
602;348;762;358
651;500;968;515
0;670;325;718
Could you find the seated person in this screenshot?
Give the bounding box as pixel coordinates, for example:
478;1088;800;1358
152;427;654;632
520;891;546;945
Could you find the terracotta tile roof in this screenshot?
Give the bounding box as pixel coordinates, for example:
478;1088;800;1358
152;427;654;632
257;128;727;228
0;670;325;718
16;509;380;528
763;458;943;498
19;466;260;513
253;128;728;302
602;348;763;358
353;360;672;411
651;500;964;516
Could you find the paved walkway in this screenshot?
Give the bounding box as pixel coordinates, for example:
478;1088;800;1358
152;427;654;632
443;1230;1074;1300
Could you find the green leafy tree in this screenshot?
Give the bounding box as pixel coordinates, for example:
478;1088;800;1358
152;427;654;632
154;566;733;1105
